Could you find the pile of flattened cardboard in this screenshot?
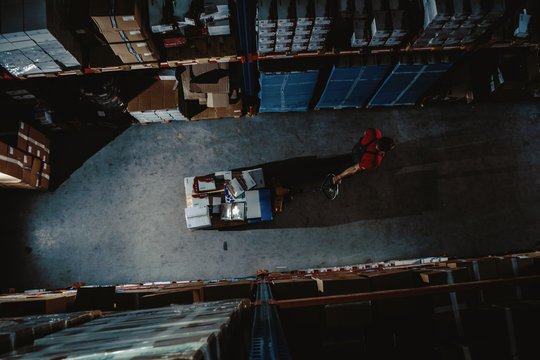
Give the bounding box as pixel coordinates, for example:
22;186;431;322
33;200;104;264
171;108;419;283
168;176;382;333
179;63;243;120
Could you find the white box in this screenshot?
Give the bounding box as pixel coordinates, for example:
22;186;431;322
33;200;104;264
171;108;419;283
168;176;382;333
185;206;211;229
215;171;232;181
184;177;195;195
243;168;265;188
197;177;216;191
241;172;256;190
192;194;210;207
245;190;262;219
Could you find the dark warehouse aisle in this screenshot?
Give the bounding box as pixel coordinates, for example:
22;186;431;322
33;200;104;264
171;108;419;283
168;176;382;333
1;101;540;290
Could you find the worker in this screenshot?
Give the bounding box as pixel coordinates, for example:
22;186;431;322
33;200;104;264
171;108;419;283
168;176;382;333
333;128;396;184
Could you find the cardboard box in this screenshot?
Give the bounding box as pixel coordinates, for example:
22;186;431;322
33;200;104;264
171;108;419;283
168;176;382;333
20;157;41;189
90;0;144;32
102;29;146;43
180;66;208;101
447;258;498;281
318;274;371;295
325;301;373;328
39;161;49;189
185;206;212;229
207;93;230;108
203;281;253;301
17;121;30;150
0;142;24;183
128;80;178;112
0;293;74;317
360;270;420;291
189;66;230;94
28;126;50;162
190;99;242;121
117;52;157;64
271;279;319;300
110;41;153;57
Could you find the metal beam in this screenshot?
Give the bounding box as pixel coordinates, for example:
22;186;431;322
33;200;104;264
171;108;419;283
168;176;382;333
270;275;540;309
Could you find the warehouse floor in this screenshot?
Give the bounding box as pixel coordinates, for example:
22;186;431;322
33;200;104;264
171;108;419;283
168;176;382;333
1;101;540;290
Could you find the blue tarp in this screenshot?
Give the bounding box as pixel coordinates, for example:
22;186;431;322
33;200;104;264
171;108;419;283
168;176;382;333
368;63;453;106
315;65;392;109
258;71;319;112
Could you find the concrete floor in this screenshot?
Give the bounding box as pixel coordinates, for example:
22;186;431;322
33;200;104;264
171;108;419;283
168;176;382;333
2;101;540;290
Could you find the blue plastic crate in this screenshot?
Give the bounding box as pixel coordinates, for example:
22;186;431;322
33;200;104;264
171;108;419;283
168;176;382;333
368;63;453;106
259;71;319;112
315;64;392;109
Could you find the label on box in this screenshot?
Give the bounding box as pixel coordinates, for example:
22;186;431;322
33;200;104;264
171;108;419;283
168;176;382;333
136;42;147;47
37;149;41;157
123;16;135;21
8;147;13;155
129;30;141;35
143;52;153;56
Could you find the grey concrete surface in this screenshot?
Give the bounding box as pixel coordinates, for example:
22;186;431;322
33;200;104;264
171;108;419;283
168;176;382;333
2;101;540;290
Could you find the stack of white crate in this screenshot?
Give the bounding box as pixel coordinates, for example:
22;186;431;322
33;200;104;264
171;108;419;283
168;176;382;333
130;109;187;123
292;0;313;52
257;0;277;53
413;0;506;47
308;0;331;51
0;0;80;77
275;0;295;53
351;0;371;47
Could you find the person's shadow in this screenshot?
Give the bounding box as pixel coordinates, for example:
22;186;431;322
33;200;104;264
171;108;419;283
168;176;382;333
228;128;518;230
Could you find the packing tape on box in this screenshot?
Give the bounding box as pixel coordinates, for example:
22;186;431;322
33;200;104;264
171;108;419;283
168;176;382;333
119;30;129;42
471;260;485;303
447;271;465;338
19;133;50;154
109;0;118;29
510;258;523;300
0;155;24;169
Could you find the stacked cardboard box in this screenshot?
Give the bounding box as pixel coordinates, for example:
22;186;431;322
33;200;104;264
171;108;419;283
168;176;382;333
89;0;158;64
128;80;187;123
0;122;50;190
179;63;243;120
0;0;82;77
414;0;505;47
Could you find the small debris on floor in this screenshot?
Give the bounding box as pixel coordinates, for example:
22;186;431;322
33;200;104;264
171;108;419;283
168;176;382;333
177;132;183;140
223;241;228;251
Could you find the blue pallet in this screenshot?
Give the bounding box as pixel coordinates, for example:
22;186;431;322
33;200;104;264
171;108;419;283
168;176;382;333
315;64;392;109
259;71;319;112
368;63;453;106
